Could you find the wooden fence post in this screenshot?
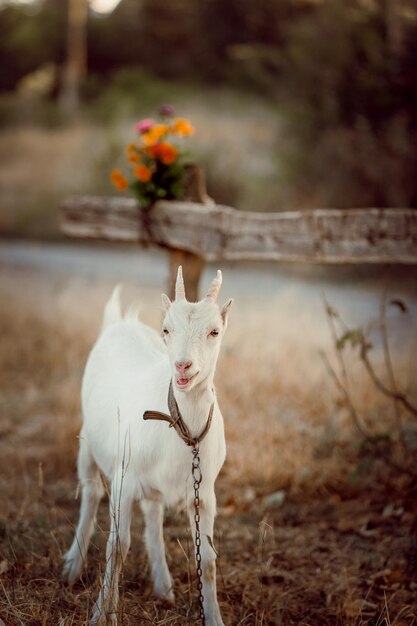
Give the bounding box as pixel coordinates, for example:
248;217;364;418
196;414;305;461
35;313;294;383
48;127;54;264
168;250;205;301
167;165;213;300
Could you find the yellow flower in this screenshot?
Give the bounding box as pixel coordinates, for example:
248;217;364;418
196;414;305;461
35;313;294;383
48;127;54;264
142;124;170;146
111;170;128;192
171;118;194;137
134;164;153;182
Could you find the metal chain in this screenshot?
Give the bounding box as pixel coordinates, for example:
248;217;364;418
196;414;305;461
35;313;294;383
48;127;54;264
191;444;205;625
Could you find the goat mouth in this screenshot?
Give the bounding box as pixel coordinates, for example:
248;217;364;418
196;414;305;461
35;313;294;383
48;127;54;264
176;372;198;389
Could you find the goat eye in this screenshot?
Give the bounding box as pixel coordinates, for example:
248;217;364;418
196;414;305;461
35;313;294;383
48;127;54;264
162;328;169;336
209;329;219;337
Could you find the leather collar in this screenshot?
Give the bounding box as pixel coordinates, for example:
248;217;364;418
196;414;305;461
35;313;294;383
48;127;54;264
143;381;214;447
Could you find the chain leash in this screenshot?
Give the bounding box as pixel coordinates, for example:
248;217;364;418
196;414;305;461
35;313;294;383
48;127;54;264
143;382;215;625
192;443;205;625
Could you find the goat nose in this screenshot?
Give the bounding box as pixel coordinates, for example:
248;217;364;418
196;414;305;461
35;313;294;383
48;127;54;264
175;359;192;373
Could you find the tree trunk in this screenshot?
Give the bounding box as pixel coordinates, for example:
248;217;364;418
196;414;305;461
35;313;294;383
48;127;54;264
59;0;88;116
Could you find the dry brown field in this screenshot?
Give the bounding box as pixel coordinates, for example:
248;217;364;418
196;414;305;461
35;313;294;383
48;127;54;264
1;257;417;625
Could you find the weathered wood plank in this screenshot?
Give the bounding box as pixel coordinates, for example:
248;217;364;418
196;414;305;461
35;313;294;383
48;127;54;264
61;196;417;264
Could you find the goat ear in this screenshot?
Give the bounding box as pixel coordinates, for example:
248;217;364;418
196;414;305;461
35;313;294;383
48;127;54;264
161;293;171;312
220;298;233;325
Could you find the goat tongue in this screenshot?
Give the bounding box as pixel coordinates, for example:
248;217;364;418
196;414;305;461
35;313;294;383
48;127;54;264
177;377;190;387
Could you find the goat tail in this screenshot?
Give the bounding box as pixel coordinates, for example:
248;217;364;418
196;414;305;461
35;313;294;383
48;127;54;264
101;284;122;332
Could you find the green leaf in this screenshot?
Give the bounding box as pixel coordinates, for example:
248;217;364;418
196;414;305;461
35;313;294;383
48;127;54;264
336;329;362;351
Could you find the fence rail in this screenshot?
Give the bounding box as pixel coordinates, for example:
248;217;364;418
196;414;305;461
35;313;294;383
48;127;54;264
61;195;417;298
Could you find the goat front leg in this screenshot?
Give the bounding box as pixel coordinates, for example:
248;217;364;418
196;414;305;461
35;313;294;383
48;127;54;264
188;489;225;626
91;476;134;626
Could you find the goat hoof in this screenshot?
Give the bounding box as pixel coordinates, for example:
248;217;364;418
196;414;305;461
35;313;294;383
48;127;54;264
154;586;175;605
153;577;175;604
61;556;82;587
90;608;117;626
163;589;175;605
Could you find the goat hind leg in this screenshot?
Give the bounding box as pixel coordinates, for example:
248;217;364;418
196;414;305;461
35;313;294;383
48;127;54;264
141;498;174;603
91;475;133;625
63;435;104;585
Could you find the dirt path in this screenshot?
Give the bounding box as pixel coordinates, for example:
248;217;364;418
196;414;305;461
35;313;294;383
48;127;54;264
2;239;417;324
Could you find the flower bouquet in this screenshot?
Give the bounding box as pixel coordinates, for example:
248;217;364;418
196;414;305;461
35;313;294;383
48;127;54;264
111;105;194;209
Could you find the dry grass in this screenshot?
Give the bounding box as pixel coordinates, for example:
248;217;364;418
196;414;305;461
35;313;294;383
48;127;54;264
1;266;417;625
0;125;108;237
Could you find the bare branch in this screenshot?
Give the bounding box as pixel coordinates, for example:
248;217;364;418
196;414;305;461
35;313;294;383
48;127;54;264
322;294;350;390
380;292;407;452
319;349;371;439
359;337;417;419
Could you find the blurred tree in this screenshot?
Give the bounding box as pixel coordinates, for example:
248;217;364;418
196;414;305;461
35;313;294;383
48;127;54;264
0;0;66;92
0;0;416;205
229;0;417;206
136;0;198;78
192;0;299;82
59;0;88;115
88;0;144;74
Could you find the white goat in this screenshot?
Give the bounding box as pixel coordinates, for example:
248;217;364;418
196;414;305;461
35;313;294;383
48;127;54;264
63;266;232;626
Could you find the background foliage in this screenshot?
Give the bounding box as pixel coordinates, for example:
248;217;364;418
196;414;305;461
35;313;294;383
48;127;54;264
1;0;417;228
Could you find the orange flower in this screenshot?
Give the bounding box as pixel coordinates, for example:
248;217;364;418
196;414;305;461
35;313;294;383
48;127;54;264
143;144;161;159
159;142;178;165
171;118;194;137
134;164;153;183
126;143;140;162
142;124;170;146
111;169;128;192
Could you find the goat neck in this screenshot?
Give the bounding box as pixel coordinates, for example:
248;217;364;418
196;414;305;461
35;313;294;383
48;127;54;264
172;377;215;440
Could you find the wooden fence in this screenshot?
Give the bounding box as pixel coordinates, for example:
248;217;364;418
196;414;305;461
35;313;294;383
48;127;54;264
61;193;417;300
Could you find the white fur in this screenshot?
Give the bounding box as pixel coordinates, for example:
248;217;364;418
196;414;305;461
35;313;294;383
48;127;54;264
63;269;232;626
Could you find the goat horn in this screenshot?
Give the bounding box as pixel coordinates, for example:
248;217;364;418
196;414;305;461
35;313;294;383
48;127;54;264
205;270;222;302
175;266;186;300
